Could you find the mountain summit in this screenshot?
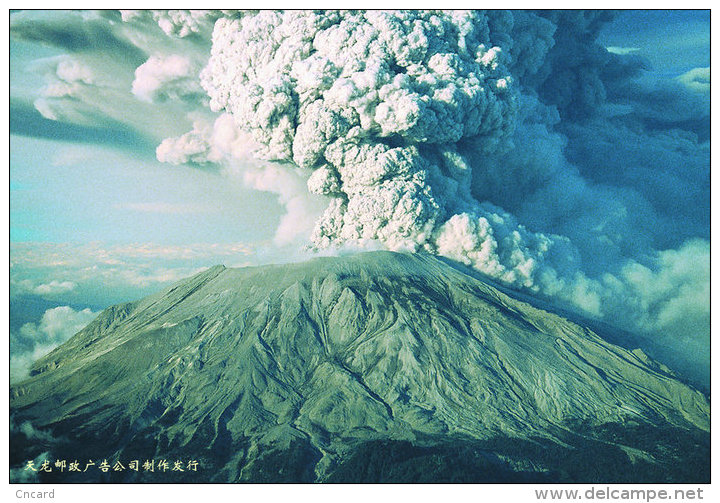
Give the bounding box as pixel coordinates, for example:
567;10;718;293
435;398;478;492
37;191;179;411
10;251;709;483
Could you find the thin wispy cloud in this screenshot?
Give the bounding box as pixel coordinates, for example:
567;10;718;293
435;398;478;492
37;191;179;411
606;46;641;55
114;201;214;215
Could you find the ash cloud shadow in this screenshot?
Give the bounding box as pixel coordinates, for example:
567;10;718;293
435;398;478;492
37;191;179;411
10;98;158;154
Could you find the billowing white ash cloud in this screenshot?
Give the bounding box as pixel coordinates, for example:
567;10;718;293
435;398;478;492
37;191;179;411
120;10;225;39
157;10;708;384
199;10;570;290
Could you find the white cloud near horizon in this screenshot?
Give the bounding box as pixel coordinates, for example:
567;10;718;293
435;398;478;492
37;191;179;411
10;241;259;307
10;306;99;383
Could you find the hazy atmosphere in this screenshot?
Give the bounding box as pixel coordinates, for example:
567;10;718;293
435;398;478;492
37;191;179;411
7;9;713;489
10;10;710;389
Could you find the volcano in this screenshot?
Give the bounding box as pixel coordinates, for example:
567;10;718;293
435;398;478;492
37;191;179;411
10;251;709;483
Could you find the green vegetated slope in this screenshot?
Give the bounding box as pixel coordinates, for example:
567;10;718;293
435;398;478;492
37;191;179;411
10;251;709;483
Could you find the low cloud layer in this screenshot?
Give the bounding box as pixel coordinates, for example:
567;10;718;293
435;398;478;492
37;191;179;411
9;240;265;382
10;306;98;383
10;241;258;309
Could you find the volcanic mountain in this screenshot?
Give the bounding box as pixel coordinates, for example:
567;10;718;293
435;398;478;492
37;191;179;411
10;251;709;483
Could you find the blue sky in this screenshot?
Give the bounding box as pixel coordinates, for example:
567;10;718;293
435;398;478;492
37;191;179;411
10;23;281;247
9;9;710;249
10;134;278;244
598;10;710;76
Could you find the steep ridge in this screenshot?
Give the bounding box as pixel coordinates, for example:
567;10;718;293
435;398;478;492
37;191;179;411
10;252;709;483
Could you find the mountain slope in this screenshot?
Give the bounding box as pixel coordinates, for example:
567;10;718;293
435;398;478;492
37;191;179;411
10;251;709;483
